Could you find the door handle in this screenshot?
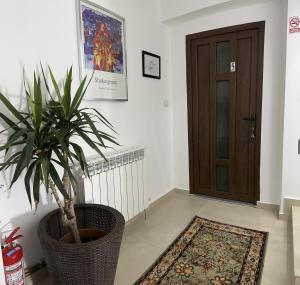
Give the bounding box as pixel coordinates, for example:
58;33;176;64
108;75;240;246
250;126;255;139
242;116;256;122
243;116;256;140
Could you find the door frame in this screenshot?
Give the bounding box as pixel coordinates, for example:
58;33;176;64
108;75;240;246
186;21;265;204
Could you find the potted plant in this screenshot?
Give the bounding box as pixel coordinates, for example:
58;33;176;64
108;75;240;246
0;66;125;285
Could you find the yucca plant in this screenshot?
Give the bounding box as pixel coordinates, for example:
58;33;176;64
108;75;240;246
0;66;118;243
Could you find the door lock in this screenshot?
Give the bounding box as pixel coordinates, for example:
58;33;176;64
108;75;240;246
243;116;256;140
230;61;236;72
251;126;255;139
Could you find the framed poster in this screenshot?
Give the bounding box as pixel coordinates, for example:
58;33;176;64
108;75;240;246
142;51;161;79
77;0;128;101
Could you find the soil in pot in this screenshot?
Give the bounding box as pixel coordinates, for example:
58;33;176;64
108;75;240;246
60;228;107;244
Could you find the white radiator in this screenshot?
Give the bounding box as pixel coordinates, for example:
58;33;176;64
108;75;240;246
75;147;147;222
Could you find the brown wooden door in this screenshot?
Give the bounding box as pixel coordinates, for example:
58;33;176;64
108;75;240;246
186;22;265;204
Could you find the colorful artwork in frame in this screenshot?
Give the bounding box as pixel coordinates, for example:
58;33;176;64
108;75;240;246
77;0;128;101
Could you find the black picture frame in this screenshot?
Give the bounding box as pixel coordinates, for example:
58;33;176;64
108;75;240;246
142;51;161;79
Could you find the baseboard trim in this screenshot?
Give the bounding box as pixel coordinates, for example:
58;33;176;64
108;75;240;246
279;212;285;221
126;188;183;226
149;189;177;208
280;197;300;221
173;188;190;195
125;208;147;226
126;188;287;222
176;189;282;214
176;189;283;218
256;201;280;213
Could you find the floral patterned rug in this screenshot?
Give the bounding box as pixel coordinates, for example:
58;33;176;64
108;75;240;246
134;216;267;285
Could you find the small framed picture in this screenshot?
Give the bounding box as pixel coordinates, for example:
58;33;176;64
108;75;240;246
142;51;161;79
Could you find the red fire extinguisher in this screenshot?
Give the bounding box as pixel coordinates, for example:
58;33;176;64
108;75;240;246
1;227;25;285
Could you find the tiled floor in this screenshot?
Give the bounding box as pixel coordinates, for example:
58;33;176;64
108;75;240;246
28;191;292;285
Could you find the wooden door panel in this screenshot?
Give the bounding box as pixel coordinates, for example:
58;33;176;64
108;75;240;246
187;22;265;204
197;44;212;189
190;40;212;191
234;30;259;200
190;42;200;193
234;35;254;196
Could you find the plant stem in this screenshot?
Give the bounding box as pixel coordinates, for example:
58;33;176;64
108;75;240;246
48;179;68;224
64;199;81;244
49;176;81;244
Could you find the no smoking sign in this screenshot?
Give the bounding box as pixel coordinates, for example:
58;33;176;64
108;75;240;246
289;16;300;34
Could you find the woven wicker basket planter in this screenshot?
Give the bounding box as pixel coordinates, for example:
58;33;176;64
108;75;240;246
38;204;125;285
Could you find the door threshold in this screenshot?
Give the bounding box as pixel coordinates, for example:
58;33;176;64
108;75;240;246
189;193;256;208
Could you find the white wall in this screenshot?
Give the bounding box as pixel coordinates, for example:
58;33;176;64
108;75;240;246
281;0;300;208
169;0;287;205
0;0;172;269
161;0;232;22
